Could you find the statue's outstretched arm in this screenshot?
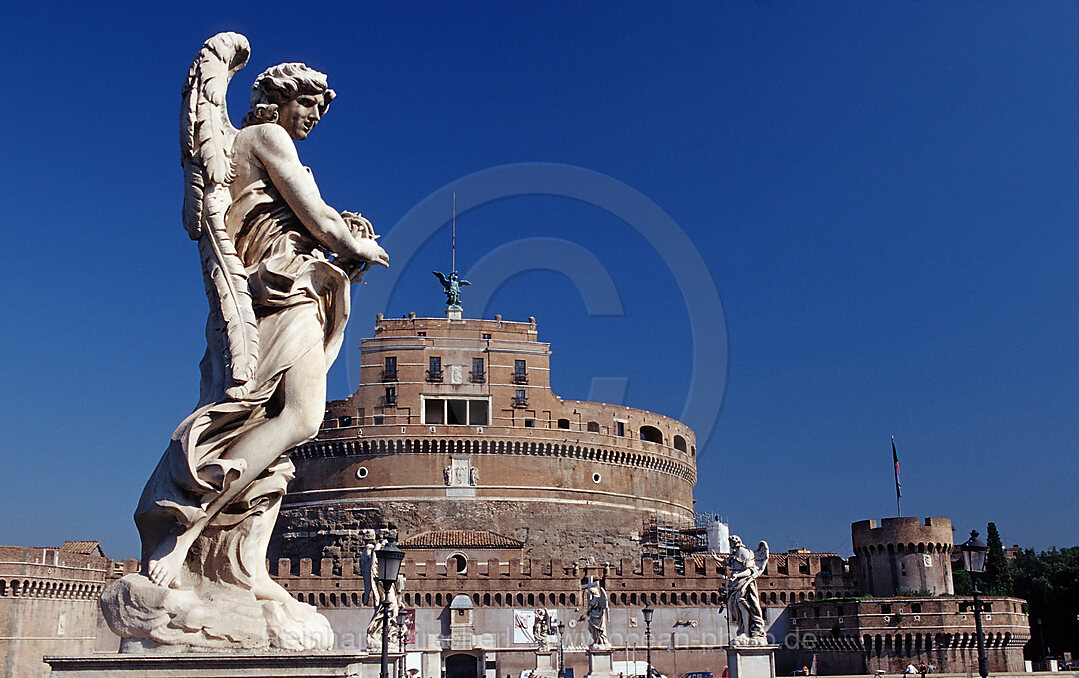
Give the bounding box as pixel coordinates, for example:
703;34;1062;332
253;124;388;266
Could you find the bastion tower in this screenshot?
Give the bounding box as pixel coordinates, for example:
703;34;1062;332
270;310;699;563
850;516;954;596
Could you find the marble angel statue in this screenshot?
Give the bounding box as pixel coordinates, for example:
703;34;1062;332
726;536;769;645
101;32;388;652
581;577;611;649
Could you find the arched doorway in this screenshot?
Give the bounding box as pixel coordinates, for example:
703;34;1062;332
445;653;478;678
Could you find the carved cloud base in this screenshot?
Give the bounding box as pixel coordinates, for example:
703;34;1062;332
101;573;333;652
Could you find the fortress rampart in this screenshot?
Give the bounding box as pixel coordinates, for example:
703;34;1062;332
267;552;856;612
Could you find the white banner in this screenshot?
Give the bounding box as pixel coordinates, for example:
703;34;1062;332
513;609;558;645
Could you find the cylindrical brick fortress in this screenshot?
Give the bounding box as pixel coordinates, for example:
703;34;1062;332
270;314;698;563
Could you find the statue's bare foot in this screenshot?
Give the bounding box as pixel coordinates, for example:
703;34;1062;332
146;530;194;589
252;576;296;606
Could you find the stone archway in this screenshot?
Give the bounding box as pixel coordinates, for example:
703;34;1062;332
445;653;479;678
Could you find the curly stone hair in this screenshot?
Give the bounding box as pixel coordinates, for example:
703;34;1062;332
241;62;336;127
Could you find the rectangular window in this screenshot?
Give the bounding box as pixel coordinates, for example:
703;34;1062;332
358;407;365;425
469;400;489;425
417;331;426;337
514;359;526;375
911;603;921;613
385;387;396;405
424;398;444;424
427;356;443;382
880;603;891;614
373;416;384;425
525;418;535;428
447;399;468;425
385;356;396;372
616;421;625;436
339;416;352;427
473;357;484;374
482;333;491;339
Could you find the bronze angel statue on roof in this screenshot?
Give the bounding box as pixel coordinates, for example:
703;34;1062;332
433;270;469;308
100;32;388;652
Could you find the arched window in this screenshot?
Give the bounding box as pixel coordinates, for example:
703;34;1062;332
495;593;502;605
587;421;600;432
639;426;663;444
450;554;467;574
673;435;687;452
484;593;490;606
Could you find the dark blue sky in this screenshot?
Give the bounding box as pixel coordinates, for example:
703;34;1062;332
2;2;1077;559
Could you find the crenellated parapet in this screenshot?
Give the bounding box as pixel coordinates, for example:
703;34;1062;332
269;552;856;612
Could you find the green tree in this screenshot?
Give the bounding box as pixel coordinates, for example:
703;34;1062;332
984;522;1013;595
1009;546;1079;660
952;568;972;595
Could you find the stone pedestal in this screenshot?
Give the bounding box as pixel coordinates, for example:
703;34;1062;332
586;647;616;678
726;645;777;678
45;650;402;677
534;650;557;678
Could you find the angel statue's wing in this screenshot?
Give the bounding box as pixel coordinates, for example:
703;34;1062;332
459;279;471;287
433;271;449;287
754;540;770;576
180;32;259;399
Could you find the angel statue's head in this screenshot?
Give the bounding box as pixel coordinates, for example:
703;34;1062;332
242;62;336;141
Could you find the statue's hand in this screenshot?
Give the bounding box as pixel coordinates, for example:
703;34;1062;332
353;238;389;268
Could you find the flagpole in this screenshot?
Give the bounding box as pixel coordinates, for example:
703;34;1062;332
891;436;902;517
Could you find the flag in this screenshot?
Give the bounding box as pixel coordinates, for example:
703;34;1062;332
891;436;902;498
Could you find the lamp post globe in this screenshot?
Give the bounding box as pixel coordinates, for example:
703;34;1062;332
959;530;989;678
377;537;405;678
959;530;987;574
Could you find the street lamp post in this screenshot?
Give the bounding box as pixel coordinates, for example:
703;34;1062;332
557;620;567;678
377;537;405;678
642;605;654;678
959;530;989;678
398;608;409;678
1036;619;1047;668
